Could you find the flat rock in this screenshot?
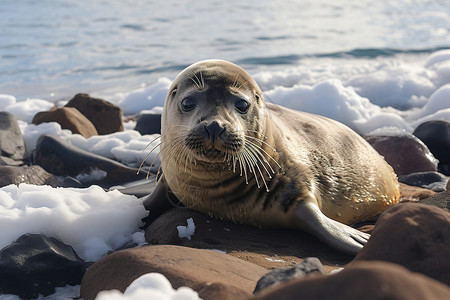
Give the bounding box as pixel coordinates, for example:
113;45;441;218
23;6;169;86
80;245;268;300
365;134;438;175
251;261;450;300
33;135;145;187
399;182;435;201
145;208;354;271
0;165;59;187
0;233;89;299
32;107;98;138
65;93;123;134
353;202;450;285
0;111;27;166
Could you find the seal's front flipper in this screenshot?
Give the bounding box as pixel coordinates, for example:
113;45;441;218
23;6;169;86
293;201;370;255
141;175;180;229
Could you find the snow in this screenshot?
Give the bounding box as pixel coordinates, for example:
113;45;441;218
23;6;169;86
177;218;196;240
95;273;201;300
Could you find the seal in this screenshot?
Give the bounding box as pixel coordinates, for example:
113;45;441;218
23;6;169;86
143;59;400;255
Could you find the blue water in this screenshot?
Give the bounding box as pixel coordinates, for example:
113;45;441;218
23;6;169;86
1;0;449;100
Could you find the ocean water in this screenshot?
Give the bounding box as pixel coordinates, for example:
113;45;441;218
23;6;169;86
1;0;449;101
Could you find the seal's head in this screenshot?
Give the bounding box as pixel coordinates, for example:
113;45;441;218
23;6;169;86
161;60;267;166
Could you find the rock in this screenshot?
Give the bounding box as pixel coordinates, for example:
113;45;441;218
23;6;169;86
0;233;89;299
251;261;450;300
418;191;450;211
398;171;449;192
0;165;59;187
33;135;146;187
32;107;98;138
145;208;354;271
253;257;324;293
134;113;161;135
80;245;268;300
0;111;27;166
353;203;450;285
65;93;123;134
413;120;450;175
399;182;435;201
365;134;438;175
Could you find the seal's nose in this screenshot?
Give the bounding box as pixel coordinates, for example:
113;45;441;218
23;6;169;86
204;121;225;143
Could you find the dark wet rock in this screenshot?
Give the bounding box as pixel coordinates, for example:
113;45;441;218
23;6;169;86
65;93;123;135
145;208;354;271
80;245;268;300
0;111;27;166
0;233;89;299
413;120;450;175
32;107;98;138
251;261;450;300
398;171;449;192
253;257;324;293
365;134;438;175
353;203;450;285
134;113;161;135
419;191;450;211
33;135;145;187
0;165;59;187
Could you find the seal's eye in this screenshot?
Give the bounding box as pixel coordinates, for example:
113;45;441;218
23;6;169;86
235;99;250;114
181;97;197;112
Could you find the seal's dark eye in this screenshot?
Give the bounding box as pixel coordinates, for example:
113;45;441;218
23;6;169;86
181;97;196;112
235;99;250;113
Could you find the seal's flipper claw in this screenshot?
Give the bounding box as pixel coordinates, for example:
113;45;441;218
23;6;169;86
293;201;370;255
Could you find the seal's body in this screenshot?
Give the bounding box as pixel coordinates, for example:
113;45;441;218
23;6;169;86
145;60;400;254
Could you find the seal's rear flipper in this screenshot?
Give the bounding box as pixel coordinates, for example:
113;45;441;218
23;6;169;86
293;201;370;255
141;175;182;229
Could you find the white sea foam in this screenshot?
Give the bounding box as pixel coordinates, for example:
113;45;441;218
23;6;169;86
0;184;147;262
95;273;201;300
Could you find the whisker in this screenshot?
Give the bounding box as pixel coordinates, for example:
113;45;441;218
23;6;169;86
244;145;270;192
137;141;161;175
245;139;280;173
246;142;273;178
244;134;277;153
242;150;260;188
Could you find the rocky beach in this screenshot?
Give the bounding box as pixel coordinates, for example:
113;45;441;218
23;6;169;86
2;0;450;298
0;92;449;299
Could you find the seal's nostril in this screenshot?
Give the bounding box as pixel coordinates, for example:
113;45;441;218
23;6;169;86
204;121;225;143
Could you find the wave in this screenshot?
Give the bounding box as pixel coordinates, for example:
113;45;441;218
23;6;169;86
236;46;450;66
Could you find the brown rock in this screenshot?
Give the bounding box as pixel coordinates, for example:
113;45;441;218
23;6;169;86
145;208;354;272
80;245;268;300
353;203;450;285
399;182;435;201
365;134;438;175
65;93;123;135
0;165;59;187
32;107;98;138
251;261;450;300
